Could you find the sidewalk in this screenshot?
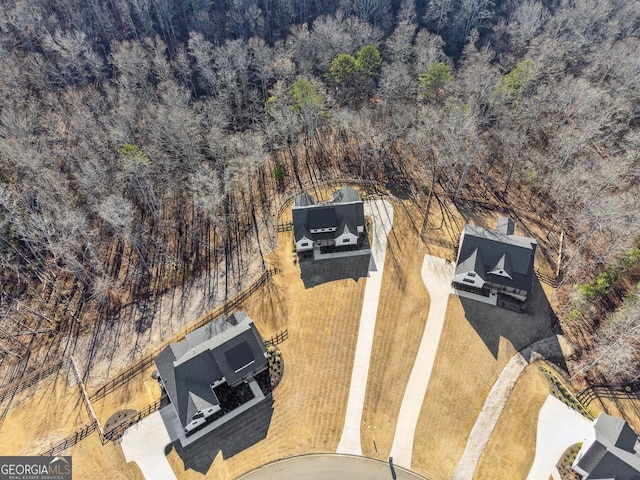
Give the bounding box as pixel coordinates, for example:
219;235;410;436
336;199;394;455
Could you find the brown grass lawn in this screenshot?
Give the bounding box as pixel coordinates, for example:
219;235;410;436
361;199;430;460
475;362;551;480
411;295;517;480
92;363;162;426
70;430;145;480
0;368;89;456
3;192;563;480
167;225;367;479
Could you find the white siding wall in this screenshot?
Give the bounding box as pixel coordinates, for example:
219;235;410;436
335;231;358;246
296;237;314;251
453;271;485;289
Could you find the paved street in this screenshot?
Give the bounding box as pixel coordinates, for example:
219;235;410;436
237;454;427;480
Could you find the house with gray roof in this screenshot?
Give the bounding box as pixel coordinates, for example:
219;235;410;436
452;217;537;310
154;312;270;446
292;187;365;254
573;413;640;479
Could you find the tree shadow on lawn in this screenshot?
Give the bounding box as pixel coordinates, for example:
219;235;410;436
460;277;567;371
299;253;373;289
167;395;274;474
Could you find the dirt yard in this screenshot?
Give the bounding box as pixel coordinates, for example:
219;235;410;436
164;225;368;479
70;429;145;480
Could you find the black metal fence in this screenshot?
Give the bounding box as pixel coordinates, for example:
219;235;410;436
535;269;559;288
576;383;640;407
277;221;293;232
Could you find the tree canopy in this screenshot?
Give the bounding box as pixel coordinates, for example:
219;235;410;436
419;61;453;99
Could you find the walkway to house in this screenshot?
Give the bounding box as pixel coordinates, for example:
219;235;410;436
121;409;177;480
336;199;394;456
452;336;574;480
389;255;454;468
312;246;372;260
526;395;592;480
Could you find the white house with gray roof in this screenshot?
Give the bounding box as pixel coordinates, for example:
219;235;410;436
292;187;365;254
154;312;270;446
573;413;640;479
452;217;537;309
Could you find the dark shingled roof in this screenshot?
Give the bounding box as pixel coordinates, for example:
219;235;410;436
225;342;255;372
307;207;337;230
332;186;360;203
155;312;267;428
294;192;316;206
291;187;364;244
456;247;485;281
574;414;640;480
293;223;312;242
455;219;537;292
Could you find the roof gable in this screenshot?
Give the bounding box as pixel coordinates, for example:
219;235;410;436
456;223;537;291
576;414;640;479
154;312;267;427
455;247;485;280
488;253;513;279
294;192;316;206
332;186;360;203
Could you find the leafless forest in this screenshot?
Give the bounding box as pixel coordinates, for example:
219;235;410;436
0;0;638;386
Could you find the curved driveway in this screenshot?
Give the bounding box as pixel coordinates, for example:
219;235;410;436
453;336;577;480
390;255;454;468
237;454;428;480
526;395;592;480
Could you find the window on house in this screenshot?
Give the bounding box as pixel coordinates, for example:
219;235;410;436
343;238;350;243
462;278;475;284
301;242;309;247
468;272;476;277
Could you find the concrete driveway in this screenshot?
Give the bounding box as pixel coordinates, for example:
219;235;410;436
337;199;394;455
120;408;177;480
526;395;593;480
389;255;454;469
237;454;427;480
